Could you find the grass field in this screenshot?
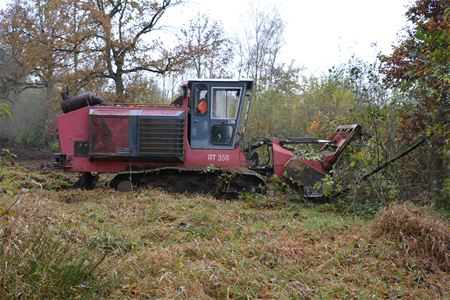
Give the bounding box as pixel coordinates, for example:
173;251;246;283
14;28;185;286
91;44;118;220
1;160;449;299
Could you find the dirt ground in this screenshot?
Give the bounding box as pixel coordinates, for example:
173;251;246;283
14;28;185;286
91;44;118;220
1;145;82;187
3;145;55;172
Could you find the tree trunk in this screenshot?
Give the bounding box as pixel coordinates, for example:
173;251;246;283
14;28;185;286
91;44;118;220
114;75;124;100
44;80;55;146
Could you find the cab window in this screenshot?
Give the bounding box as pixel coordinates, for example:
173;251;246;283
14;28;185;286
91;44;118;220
211;88;241;120
211;124;233;145
194;84;208;115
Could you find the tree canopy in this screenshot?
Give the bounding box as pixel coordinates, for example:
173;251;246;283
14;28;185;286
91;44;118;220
0;0;190;100
379;0;449;192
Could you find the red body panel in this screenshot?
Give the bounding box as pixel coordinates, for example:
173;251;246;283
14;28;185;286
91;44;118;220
57;107;89;157
271;139;295;177
89;116;129;156
299;159;328;174
56;105;250;173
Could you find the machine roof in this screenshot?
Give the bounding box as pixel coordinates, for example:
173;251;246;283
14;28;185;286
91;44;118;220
187;79;253;91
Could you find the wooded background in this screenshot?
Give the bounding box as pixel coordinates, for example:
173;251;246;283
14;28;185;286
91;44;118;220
0;0;448;210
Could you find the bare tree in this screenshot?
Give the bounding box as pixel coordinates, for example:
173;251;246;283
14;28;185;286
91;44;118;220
236;3;285;90
179;14;233;78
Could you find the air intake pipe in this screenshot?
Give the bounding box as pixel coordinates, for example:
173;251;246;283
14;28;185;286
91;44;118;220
61;89;106;113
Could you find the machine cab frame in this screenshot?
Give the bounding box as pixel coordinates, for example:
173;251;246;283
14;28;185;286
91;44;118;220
188;80;253;150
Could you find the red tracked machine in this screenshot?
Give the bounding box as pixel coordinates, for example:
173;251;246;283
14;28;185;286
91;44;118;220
54;79;361;197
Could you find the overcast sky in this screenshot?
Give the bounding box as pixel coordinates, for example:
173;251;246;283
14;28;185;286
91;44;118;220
166;0;410;75
0;0;411;75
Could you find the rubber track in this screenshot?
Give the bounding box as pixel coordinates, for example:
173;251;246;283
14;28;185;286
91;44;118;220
110;167;268;195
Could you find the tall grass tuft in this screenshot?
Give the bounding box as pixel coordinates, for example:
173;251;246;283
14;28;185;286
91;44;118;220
0;207;118;299
372;203;450;271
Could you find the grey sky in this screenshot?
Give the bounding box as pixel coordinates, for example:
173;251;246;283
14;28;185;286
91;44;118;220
0;0;411;75
166;0;410;74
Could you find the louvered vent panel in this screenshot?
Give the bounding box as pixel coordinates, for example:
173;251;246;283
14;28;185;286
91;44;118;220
138;117;185;162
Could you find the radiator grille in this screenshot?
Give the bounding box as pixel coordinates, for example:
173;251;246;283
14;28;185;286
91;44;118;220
138;117;185;162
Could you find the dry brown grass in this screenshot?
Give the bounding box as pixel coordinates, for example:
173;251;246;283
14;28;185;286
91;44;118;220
1;162;450;298
0;198;118;299
372;203;450;271
55;189;93;203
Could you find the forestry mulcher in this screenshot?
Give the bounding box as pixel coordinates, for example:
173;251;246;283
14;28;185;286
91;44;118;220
54;79;361;198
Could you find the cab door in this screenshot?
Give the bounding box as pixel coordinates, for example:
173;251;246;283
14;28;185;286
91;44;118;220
209;86;243;149
189;82;245;150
